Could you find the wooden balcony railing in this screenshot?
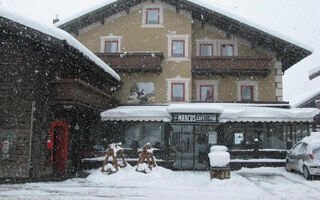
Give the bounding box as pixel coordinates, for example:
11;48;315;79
51;78;113;109
96;52;164;73
192;56;272;76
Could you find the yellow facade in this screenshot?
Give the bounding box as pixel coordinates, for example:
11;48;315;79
75;1;279;104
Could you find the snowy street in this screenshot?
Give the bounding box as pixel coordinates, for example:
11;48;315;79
0;167;319;200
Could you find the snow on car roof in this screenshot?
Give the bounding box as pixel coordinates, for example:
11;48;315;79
0;8;120;81
301;132;320;145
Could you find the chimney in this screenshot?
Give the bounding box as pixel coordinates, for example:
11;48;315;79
53;15;60;24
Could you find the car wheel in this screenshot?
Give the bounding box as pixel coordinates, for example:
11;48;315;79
285;161;292;172
303;166;311;180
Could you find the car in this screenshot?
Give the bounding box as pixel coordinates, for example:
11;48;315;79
285;132;320;180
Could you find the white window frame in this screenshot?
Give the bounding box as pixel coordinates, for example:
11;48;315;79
218;40;238;56
100;36;122;53
237;80;258;101
166;76;190;102
167;34;190;62
141;4;164;28
195;80;219;101
196;39;217;56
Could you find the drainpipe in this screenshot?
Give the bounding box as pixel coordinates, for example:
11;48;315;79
28;101;36;177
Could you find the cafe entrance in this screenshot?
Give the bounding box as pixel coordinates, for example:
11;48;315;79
170;125;218;170
169;113;220;170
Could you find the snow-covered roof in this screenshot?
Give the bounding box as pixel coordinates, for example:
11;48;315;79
0;8;120;81
220;106;319;123
187;0;313;53
101;106;171;122
309;66;320;80
55;0;314;69
54;0;118;27
292;88;320;108
167;103;224;113
101;104;319;123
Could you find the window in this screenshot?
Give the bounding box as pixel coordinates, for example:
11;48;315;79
200;44;213;56
221;44;234;56
128;82;155;104
142;5;163;27
0;131;16;160
105;40;118;53
171;83;185;101
167;35;189;60
125;123;165;148
172;40;185;57
241;85;254;101
100;36;122;53
234;133;244;145
146;8;160;24
200;85;214;101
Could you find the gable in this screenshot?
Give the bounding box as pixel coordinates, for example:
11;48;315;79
56;0;312;71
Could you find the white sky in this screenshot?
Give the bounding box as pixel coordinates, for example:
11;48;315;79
1;0;320;105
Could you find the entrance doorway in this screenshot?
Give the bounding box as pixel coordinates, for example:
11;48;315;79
170;125;217;170
51;121;69;172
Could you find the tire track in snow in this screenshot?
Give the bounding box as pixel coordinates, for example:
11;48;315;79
238;173;287;200
238;173;319;200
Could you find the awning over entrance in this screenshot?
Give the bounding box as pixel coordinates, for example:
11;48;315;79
220;105;319;123
100;106;171;122
101;103;319;123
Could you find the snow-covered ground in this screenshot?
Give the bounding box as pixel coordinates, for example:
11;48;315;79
1;166;320;200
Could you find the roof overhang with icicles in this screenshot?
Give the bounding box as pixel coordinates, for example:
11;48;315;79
100;103;320;123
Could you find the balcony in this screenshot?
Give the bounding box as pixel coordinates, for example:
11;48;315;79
192;56;272;76
51;78;114;110
96;52;164;73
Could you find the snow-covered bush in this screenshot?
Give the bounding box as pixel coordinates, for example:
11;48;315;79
208;145;230;167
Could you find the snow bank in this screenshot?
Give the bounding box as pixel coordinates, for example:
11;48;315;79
208;145;230;167
0;8;120;81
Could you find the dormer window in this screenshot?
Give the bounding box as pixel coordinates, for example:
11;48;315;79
142;5;163;28
221;44;234;56
146;8;160;24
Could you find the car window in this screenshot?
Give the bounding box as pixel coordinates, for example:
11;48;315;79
313;147;320;160
299;143;308;154
291;143;302;155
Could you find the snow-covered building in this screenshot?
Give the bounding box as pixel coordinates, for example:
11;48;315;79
0;9;120;181
56;0;319;170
